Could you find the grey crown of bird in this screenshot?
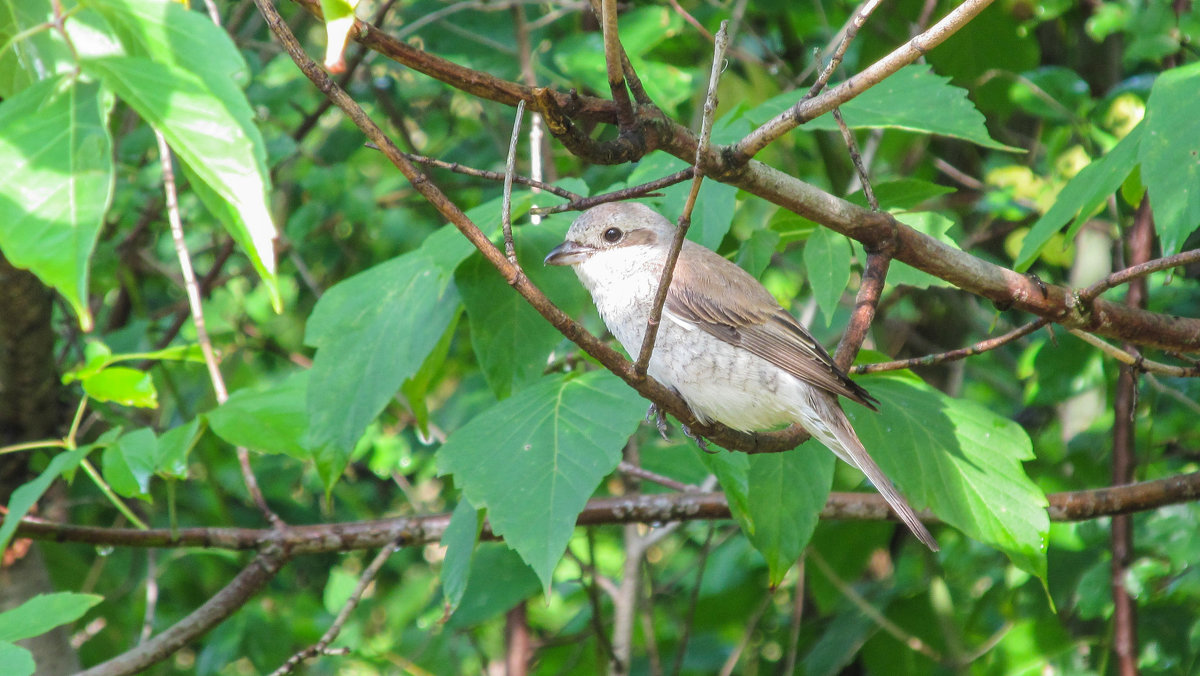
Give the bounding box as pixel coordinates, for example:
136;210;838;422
545;202;938;551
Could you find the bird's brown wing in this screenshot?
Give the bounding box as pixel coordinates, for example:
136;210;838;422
667;242;878;410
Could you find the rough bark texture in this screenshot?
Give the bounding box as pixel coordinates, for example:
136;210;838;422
0;254;79;675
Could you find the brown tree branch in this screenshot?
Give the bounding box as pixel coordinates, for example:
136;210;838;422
77;547;291;676
853;319;1049;374
633;22;728;379
14;472;1200;553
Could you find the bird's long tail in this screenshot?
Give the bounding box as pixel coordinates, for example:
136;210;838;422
808;396;939;551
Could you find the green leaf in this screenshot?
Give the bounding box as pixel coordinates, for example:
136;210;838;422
627;153;737;250
102;427;156;499
441;499;484;615
0;446;91;553
0;642;34;676
1140;62;1200;256
1016;124;1142;271
848;178;957;211
731;451;834;586
305;250;461;452
156;418;201;480
803;227;852;327
400;312;460;438
0;76;114;330
437;371;646;590
736;227;781;279
845;375;1049;578
887;212;959;289
79;55;278;307
751;65;1019;151
457;217;587;399
0;0;72;97
79;0;248;83
445;544;542;629
80;366;157;408
208;372;311;459
0;592;103;642
700;450;751;532
64;342;203;384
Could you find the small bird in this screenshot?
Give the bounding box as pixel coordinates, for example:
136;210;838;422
545;202;938;550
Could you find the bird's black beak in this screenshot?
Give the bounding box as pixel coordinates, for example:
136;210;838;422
544;240;594;266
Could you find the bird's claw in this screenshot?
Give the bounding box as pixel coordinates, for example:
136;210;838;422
646;403;671;441
680;424;712;453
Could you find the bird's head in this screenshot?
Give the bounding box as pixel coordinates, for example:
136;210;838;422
544;202;674;267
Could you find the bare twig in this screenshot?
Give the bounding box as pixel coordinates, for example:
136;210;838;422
1111;196;1152;676
156;132;280;527
852;319;1049;374
530;168;695;216
599;0;636;129
717;588;779;676
632;21;728;378
668;525;714;676
503;100;526;268
368;147;580;200
807;0;885;99
1069;330;1200;377
833;107;878;210
1079;248;1200;304
270;544;398;675
78;547;291;676
809;550;944;663
616;461;696;492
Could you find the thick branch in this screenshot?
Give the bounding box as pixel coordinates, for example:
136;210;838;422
77;547;290;676
14;472;1200;553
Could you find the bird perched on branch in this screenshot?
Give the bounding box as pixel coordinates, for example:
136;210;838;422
544;201;938;551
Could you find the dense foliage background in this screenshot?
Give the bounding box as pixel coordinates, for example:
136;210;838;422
2;0;1199;674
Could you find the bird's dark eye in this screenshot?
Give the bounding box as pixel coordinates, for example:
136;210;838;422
603;227;622;243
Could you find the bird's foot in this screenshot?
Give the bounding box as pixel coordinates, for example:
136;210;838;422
645;403;671;441
680;424;712;453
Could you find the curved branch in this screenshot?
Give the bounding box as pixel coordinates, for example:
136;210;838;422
77;547;290;676
15;472;1200;553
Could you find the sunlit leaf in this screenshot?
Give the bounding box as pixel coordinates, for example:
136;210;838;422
0;76;113;330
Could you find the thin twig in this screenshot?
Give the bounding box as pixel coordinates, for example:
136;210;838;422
807;0;885;99
1079;248;1200;304
833;107;878;210
15;471;1200;554
599;0;636;129
1069;330;1200;377
139;551;158;643
632;21;728;378
808;550;944;663
270;544;398;675
530;168;694;216
616;461;694;492
156;132;281;528
782;556;806;674
668;525;714;676
852;319;1048;374
503;100;526;268
717;587;779;676
78;547;291;676
366;146;580;200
